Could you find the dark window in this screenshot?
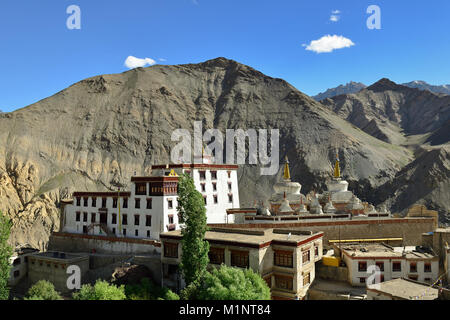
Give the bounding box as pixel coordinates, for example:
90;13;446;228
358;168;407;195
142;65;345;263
227;171;231;179
393;261;402;272
199;171;206;180
168;215;174;224
409;275;418;281
303;273;310;286
359;277;366;284
212;183;217;192
146;215;152;227
168;200;173;209
112;227;116;234
208;248;225;265
134;215;140;226
228;194;233;203
315;245;319;257
213;195;218;204
358;261;367;272
122;214;128;225
211;171;217;180
113;198;118;208
302;250;310;264
83;197;88;207
123;198;128;208
424;263;432;273
204;197;207;205
92;197;97;207
135;230;139;237
100;213;107;224
83;212;88;222
274;276;293;291
146;198;152;209
123;229;127;236
76;197;81;206
136;183;147;195
147;230;151;238
135;198;141;209
91;213;96;223
274;251;293;268
13;258;21;266
231;251;249;268
376;262;385;272
164;243;178;258
112;214;117;225
228;183;232;192
201;183;206;192
76;212;81;222
83;226;88;234
102;198;107;208
410;263;417;273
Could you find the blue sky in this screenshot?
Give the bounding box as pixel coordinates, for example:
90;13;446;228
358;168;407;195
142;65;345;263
0;0;449;112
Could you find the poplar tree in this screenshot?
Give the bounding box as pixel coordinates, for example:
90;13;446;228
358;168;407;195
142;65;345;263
0;211;13;300
177;174;210;286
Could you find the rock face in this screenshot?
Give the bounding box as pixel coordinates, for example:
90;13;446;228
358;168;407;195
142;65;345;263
313;81;366;101
0;57;445;249
321;79;450;145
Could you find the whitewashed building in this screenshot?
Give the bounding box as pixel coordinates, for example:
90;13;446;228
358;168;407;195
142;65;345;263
61;163;240;241
334;243;439;287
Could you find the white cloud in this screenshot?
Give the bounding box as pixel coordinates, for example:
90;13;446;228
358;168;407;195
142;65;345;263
330;9;341;22
330;15;340;22
124;56;156;69
159;58;167;62
303;35;355;53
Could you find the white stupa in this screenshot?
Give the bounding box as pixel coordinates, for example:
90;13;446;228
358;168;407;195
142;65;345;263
269;156;306;214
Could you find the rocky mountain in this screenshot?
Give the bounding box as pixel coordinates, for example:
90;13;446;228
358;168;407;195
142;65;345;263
313;81;367;101
321;78;450;146
322;78;450;219
403;80;450;95
1;58;444;250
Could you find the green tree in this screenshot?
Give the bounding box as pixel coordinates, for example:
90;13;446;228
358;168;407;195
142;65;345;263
195;265;271;300
177;174;210;286
125;278;179;300
0;211;13;300
72;280;126;300
25;280;62;300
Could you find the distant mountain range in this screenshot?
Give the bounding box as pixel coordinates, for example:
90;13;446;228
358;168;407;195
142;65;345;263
313;80;450;101
313;82;367;101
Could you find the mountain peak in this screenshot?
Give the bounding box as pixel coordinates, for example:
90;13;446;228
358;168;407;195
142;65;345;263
367;78;399;92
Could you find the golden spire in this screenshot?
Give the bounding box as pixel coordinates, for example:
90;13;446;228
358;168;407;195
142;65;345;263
283;156;291;180
334;152;341;178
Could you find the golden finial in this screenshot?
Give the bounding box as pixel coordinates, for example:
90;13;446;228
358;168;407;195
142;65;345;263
283;156;291;180
334;152;341;178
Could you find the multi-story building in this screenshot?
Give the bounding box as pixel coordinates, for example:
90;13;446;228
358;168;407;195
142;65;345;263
61;163;240;241
8;248;39;286
334;243;439;287
160;228;324;300
28;251;89;294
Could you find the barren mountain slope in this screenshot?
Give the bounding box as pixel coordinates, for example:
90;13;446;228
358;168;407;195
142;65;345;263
0;58;415;249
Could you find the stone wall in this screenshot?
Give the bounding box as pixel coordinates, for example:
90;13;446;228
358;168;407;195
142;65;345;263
211;217;436;247
48;233;161;255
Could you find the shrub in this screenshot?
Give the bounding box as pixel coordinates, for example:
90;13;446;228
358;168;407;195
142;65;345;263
25;280;62;300
73;280;126;300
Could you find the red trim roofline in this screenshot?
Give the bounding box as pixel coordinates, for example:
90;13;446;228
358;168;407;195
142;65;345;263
151;164;239;170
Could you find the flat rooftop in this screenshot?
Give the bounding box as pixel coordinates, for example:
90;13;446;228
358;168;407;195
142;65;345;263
338;243;436;259
161;228;323;248
367;278;438;300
